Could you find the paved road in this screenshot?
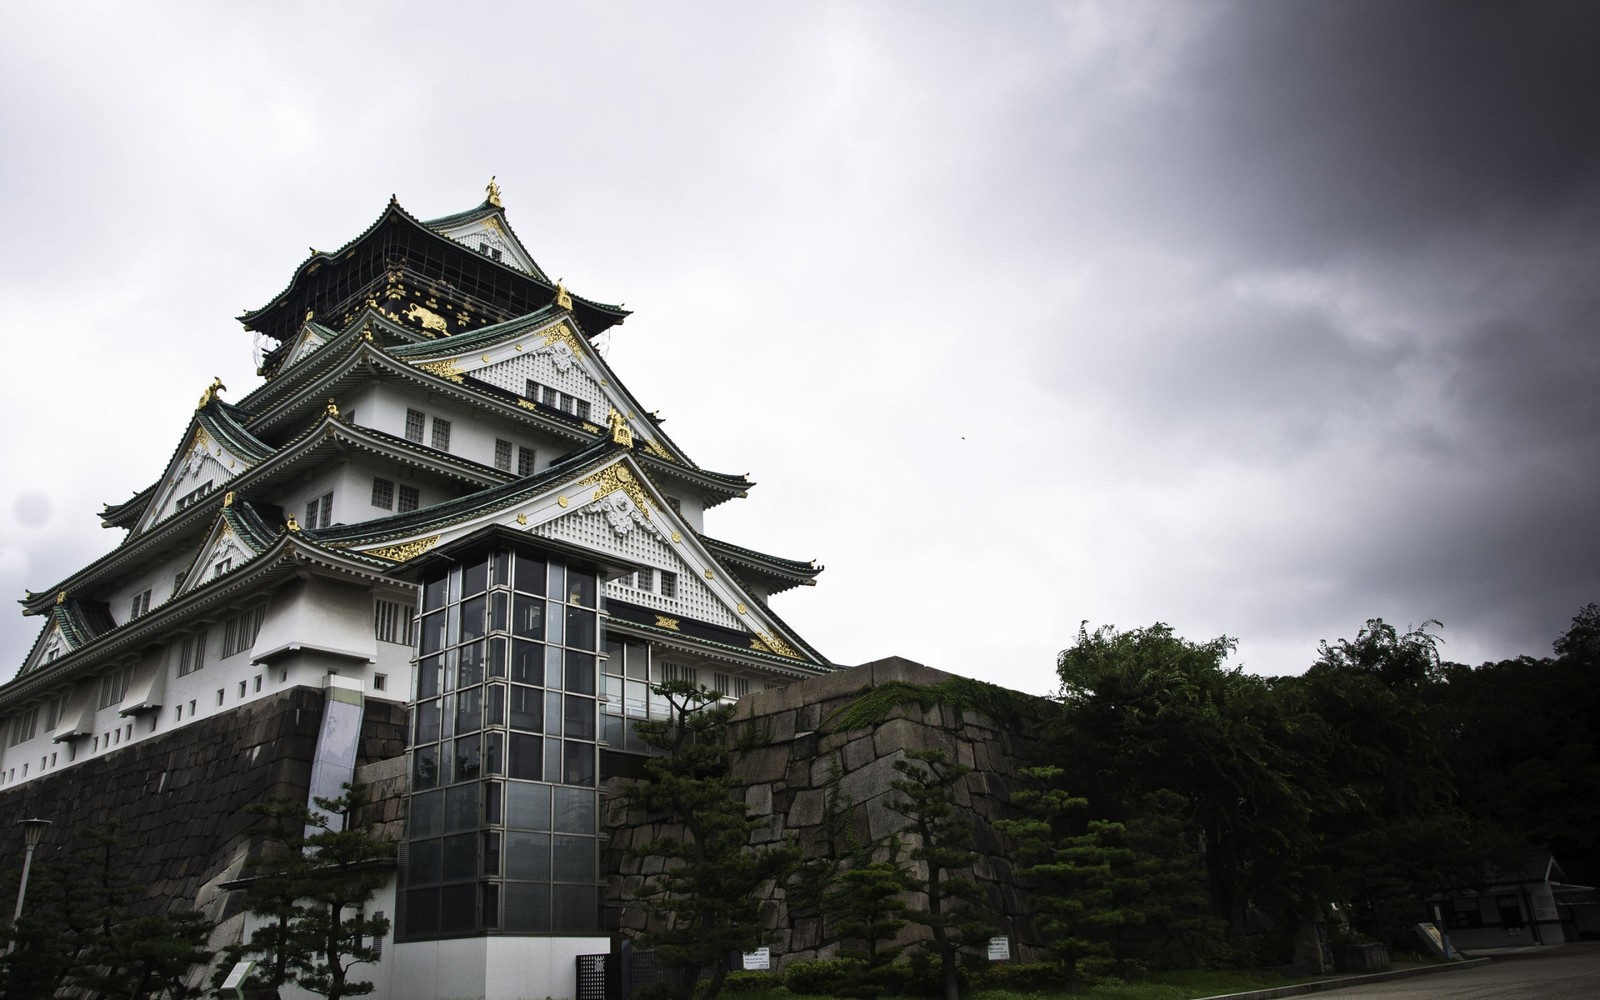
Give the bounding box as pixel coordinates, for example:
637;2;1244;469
1316;943;1600;999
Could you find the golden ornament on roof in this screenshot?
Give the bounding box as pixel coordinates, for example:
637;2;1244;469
197;376;226;410
486;176;503;208
608;409;634;448
554;280;573;312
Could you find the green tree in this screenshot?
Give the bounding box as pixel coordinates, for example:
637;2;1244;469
225;782;394;999
888;748;993;1000
823;836;913;998
623;681;800;1000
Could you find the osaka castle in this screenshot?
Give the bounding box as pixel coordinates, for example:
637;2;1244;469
0;181;832;998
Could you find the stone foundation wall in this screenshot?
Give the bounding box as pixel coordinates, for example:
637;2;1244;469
606;657;1042;967
0;688;406;929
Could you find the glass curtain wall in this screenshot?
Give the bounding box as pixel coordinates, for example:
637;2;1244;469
403;547;603;938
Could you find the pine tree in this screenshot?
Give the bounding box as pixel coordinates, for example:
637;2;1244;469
824;836;913;998
888;748;993;1000
623;680;799;1000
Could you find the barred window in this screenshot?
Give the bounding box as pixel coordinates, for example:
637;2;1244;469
305;491;334;530
7;707;37;746
375;599;415;645
98;666;132;709
178;631;208;676
659;571;678;598
222;606;265;658
660;662;698;686
176;480;214;511
517;447;536;476
372;478;395;510
398;485;420;513
431;418;452;451
635;568;654;592
405;409;427;443
130;589;152;619
494;439;513;472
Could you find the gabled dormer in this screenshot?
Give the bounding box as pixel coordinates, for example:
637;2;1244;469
18;597;115;677
132;384;274;536
423;179;549;281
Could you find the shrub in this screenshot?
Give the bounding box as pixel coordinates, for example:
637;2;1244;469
783;958;866;995
978;962;1063;993
722;970;783;993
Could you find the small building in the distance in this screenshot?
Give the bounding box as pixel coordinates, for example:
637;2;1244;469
0;183;842;999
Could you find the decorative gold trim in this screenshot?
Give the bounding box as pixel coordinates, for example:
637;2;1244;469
481;354;491;363
554;281;573;312
516;513;528;526
325;397;340;418
55;591;66;605
404;303;449;335
223;491;235;508
539;320;583;360
754;630;802;659
582;423;601;434
750;637;770;654
643;439;674;462
413;358;465;383
704;569;714;580
285;514;301;533
736;603;747;615
486;176;503;208
483;216;504;235
516;398;538;411
671;531;681;543
655;615;681;632
367;534;442;562
608;409;633;448
197;377;226;410
557;495;569;508
576;462;655;520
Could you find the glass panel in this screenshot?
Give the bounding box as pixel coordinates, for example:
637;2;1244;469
410;838;443;885
503;882;550;933
602;713;624;747
446;602;461;647
490;592;508;633
547;562;565;603
409;790;443;838
602;674;622;710
565;651;596;694
413;745;439;791
483;832;501;876
564;741;596;786
417;655;444;699
544;737;562;783
552;885;599;933
567;569;596;607
565;696;595;740
488;636;507;679
512;595;544;640
482;882;501;930
483;732;503;776
457;686;483;733
508;733;542;780
454;732;482;781
423;574;449;613
440;693;455;740
565;608;596;651
604;638;625;672
445;783;479;833
405;888;440;937
440;883;476;933
486;685;505;728
458;643;485;688
492;550;511;587
415;699;441;744
442;833;477;881
460;595;486;643
507;781;551;830
510;639;542;684
509;686;542;733
483;780;503;825
505;831;551;880
419;611;446;655
625;643;648;681
514;551;546;595
447;564;462;604
625;680;648;719
462;557;489;598
546;645;564;689
552;835;595;882
545;691;563;737
545;601;565;645
553;787;596;834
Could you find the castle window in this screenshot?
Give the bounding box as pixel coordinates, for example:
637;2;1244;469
372;478;395;510
7;707;37;746
517;446;536;476
405;408;427;443
305;491;334;529
635;568;654;593
494;439;513;472
398;484;420;513
178;632;208;676
222;606;265;658
375;599;415;645
98;665;132;708
130;589;152;619
431;417;452;451
176;481;214;511
659;570;678;599
44;693;66;730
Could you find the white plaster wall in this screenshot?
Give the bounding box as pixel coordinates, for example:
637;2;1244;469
382;934;610;1000
254;578;377;665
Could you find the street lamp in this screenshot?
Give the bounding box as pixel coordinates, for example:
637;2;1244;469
6;818;51;955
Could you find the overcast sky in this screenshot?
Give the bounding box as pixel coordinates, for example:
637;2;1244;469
2;1;1596;696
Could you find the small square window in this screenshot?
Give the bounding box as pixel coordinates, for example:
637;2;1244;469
494;439;513;472
660;571;678;598
254;675;262;692
216;689;224;706
238;681;247;698
375;674;388;691
517;446;536;476
431;418;452;451
405;409;426;443
372;478;395;510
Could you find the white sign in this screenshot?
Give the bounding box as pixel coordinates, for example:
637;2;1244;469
742;947;771;970
220;960;255;997
987;936;1010;961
